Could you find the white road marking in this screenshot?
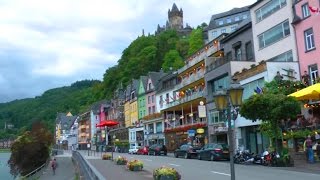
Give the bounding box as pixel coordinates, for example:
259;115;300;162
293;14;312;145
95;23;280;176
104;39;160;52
211;171;231;176
143;159;152;161
168;163;181;167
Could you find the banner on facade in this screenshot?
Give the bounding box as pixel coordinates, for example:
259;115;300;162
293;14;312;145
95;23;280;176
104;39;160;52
198;105;206;118
187;129;195;137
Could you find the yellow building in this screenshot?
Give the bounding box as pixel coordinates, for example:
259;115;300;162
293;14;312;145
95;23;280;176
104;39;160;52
124;101;131;128
130;100;138;126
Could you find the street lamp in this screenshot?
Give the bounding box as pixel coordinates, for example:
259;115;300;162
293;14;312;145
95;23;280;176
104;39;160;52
213;81;243;180
112;135;116;161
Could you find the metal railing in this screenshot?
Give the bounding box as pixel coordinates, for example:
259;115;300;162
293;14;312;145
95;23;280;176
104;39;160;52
72;150;106;180
18;160;49;180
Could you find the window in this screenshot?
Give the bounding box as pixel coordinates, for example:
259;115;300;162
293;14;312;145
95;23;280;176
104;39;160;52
242;78;265;100
156;122;162;133
268;50;293;62
212;75;230;92
148;83;152;90
148;107;151;115
235;16;240;21
148;124;154;134
218;20;223;25
302;3;310;18
245;41;253;60
208;110;224;124
309;64;319;85
258;20;290;49
235;46;242;61
226;52;232;61
231;26;237;32
255;0;286;22
152;106;156;114
152;95;155;103
221;29;226;33
304;28;315;51
227;18;231;23
148;96;151;104
243;14;248;19
212;31;217;38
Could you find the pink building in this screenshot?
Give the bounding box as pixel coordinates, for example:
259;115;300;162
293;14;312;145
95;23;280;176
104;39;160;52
293;0;319;85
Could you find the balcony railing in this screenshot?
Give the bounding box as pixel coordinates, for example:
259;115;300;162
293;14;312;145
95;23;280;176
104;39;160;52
177;71;205;90
205;57;227;73
164;122;207;133
165;90;205;109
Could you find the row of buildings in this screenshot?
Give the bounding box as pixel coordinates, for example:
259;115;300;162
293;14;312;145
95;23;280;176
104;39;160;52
55;0;319;154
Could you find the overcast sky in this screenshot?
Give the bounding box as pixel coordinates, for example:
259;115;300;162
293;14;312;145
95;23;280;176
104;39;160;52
0;0;256;103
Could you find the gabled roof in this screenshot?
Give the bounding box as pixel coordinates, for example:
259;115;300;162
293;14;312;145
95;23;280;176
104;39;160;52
155;71;178;93
90;100;109;115
139;76;148;93
207;6;250;30
57;113;78;130
148;71;166;89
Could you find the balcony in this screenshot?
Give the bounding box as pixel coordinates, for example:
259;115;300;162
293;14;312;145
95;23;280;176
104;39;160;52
165;90;205;109
205;57;227;73
178;42;219;74
80;125;86;129
177;71;205;90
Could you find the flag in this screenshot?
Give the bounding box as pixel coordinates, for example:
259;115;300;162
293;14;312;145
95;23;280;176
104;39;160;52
254;86;263;94
309;6;320;14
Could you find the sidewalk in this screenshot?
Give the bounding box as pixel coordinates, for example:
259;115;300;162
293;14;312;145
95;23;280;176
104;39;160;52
277;159;320;174
39;153;75;180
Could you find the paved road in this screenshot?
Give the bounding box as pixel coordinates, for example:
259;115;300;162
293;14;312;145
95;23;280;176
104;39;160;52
39;154;75;180
85;152;320;180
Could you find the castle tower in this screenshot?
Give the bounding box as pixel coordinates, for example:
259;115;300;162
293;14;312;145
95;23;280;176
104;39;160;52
168;3;183;30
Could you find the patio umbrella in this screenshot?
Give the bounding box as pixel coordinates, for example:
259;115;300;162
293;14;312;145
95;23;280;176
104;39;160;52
96;120;119;128
288;83;320;100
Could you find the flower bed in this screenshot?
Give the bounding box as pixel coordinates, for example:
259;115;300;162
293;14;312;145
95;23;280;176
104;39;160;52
102;153;112;160
127;159;143;171
153;166;181;180
115;156;128;165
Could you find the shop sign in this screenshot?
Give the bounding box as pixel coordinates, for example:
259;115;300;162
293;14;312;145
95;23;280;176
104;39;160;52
196;128;204;134
215;126;228;132
187;129;195;137
198;105;206;118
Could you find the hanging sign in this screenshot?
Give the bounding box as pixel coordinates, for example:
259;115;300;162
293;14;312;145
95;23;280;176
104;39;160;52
198;105;206;118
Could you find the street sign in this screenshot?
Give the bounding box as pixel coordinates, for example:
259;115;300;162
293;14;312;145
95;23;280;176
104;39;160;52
187;129;195;137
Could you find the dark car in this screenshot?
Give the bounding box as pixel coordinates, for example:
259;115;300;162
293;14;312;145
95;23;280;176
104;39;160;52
197;143;229;161
148;144;167;156
174;144;202;159
137;146;149;155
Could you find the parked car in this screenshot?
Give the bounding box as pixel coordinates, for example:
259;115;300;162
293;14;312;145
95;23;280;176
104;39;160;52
128;146;140;154
148;144;167;156
174;144;202;159
197;143;229;161
137;146;149;155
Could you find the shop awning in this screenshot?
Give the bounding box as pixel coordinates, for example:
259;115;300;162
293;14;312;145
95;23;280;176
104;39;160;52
96;120;119;127
288;83;320;100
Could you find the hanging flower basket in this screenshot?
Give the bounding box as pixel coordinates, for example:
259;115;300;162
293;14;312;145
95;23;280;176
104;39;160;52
102;153;112;160
115;156;128;165
153;166;181;180
127;159;144;171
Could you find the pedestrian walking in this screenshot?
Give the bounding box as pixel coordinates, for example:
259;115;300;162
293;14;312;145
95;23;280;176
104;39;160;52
51;158;57;175
305;135;314;163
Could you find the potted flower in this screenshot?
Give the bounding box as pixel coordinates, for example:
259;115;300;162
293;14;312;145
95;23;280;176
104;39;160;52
127;159;143;171
153;166;181;180
102;153;112;160
115;156;128;165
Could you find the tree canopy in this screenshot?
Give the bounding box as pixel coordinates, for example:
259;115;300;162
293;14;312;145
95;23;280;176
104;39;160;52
162;50;184;72
188;27;204;56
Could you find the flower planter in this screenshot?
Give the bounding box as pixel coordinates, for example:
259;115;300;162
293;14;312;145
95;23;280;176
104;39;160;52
132;166;142;171
116;161;127;165
157;175;175;180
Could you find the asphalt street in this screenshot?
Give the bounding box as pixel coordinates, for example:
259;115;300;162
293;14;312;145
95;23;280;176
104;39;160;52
92;152;320;180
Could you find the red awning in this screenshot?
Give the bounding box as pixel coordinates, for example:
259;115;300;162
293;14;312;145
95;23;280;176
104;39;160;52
96;120;119;127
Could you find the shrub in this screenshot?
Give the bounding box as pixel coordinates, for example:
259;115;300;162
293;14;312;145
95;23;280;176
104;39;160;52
153;166;181;180
115;156;128;165
127;159;143;171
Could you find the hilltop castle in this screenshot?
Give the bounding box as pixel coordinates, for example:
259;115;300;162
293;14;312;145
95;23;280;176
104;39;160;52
155;3;192;36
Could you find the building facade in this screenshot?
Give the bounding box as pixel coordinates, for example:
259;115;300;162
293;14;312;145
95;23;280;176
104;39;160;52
292;0;319;85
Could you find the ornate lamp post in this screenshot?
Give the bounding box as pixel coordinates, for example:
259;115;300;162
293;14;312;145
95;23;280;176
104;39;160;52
213;81;243;180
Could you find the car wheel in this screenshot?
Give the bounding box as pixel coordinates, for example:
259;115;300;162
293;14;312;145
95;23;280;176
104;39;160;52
210;154;215;161
184;153;188;159
174;152;178;158
198;154;201;160
153;152;156;156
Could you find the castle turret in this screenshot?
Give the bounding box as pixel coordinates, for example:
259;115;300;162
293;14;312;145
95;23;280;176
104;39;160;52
168;3;183;30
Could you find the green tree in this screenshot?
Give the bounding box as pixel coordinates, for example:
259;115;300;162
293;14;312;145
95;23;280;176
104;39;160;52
8;122;53;177
162;50;184;72
240;93;301;150
188;27;204;56
264;80;306;96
